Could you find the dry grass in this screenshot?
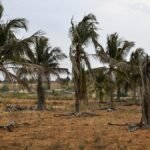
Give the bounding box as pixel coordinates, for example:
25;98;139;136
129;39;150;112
0;99;149;150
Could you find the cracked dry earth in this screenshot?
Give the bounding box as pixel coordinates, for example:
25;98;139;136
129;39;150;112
0;100;150;150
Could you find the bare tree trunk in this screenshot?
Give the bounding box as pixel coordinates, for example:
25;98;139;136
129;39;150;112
110;83;114;109
81;66;88;105
132;81;137;102
109;68;114;109
37;74;46;110
45;75;51;90
75;89;80;113
140;56;150;128
99;91;103;103
47;78;51;90
117;84;121;101
141;70;150;128
74;71;80;113
74;45;81;113
141;93;150;128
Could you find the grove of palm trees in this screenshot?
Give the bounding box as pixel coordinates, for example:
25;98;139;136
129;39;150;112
1;1;150;150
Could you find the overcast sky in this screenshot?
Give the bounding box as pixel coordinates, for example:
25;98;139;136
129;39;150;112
2;0;150;71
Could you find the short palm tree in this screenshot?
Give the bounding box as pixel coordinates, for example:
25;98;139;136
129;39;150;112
129;48;145;102
93;67;108;103
69;13;100;113
115;71;128;101
97;33;134;109
17;36;68;110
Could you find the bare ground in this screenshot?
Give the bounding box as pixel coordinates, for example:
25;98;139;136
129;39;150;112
0;99;149;150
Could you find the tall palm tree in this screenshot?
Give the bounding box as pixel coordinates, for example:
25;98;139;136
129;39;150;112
17;36;68;110
97;33;134;109
0;3;40;85
69;13;100;113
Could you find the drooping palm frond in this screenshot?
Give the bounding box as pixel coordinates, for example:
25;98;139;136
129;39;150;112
130;48;145;65
97;32;134;66
0;3;41;87
0;31;42;63
6;18;28;31
18;36;68;79
119;41;135;59
69;13;100;49
0;3;4;19
69;46;79;77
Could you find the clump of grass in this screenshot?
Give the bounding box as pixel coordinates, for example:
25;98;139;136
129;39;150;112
79;142;85;150
0;92;36;100
93;134;102;149
48;142;62;150
79;144;85;150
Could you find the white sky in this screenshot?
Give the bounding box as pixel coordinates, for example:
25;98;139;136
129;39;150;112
2;0;150;72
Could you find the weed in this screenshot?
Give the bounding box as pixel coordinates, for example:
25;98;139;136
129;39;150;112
94;134;102;150
79;142;85;150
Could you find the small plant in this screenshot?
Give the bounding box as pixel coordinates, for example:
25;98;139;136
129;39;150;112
94;135;102;149
49;142;62;150
79;142;85;150
52;89;58;96
0;84;9;92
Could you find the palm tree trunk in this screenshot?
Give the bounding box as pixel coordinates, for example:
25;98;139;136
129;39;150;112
81;66;88;104
132;81;137;103
37;74;46;110
74;72;80;113
75;88;80;113
47;78;51;90
99;91;103;103
74;45;81;113
124;82;128;96
109;68;114;109
110;84;114;109
140;58;150;128
141;89;150;128
117;84;121;101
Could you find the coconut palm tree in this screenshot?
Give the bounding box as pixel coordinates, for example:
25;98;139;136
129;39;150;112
129;48;145;102
93;67;108;103
115;72;126;101
17;36;68;110
69;13;100;113
97;33;134;109
0;3;40;86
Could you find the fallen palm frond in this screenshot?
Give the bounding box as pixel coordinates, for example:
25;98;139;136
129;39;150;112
54;112;100;118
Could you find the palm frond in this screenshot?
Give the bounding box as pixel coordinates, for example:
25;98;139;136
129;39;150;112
6;18;28;31
0;3;4;19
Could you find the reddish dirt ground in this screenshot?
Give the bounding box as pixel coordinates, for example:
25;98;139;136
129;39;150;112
0;100;150;150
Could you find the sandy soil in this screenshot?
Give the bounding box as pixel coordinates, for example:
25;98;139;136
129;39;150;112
0;100;149;150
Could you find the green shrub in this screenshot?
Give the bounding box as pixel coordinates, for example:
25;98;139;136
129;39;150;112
0;84;9;92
